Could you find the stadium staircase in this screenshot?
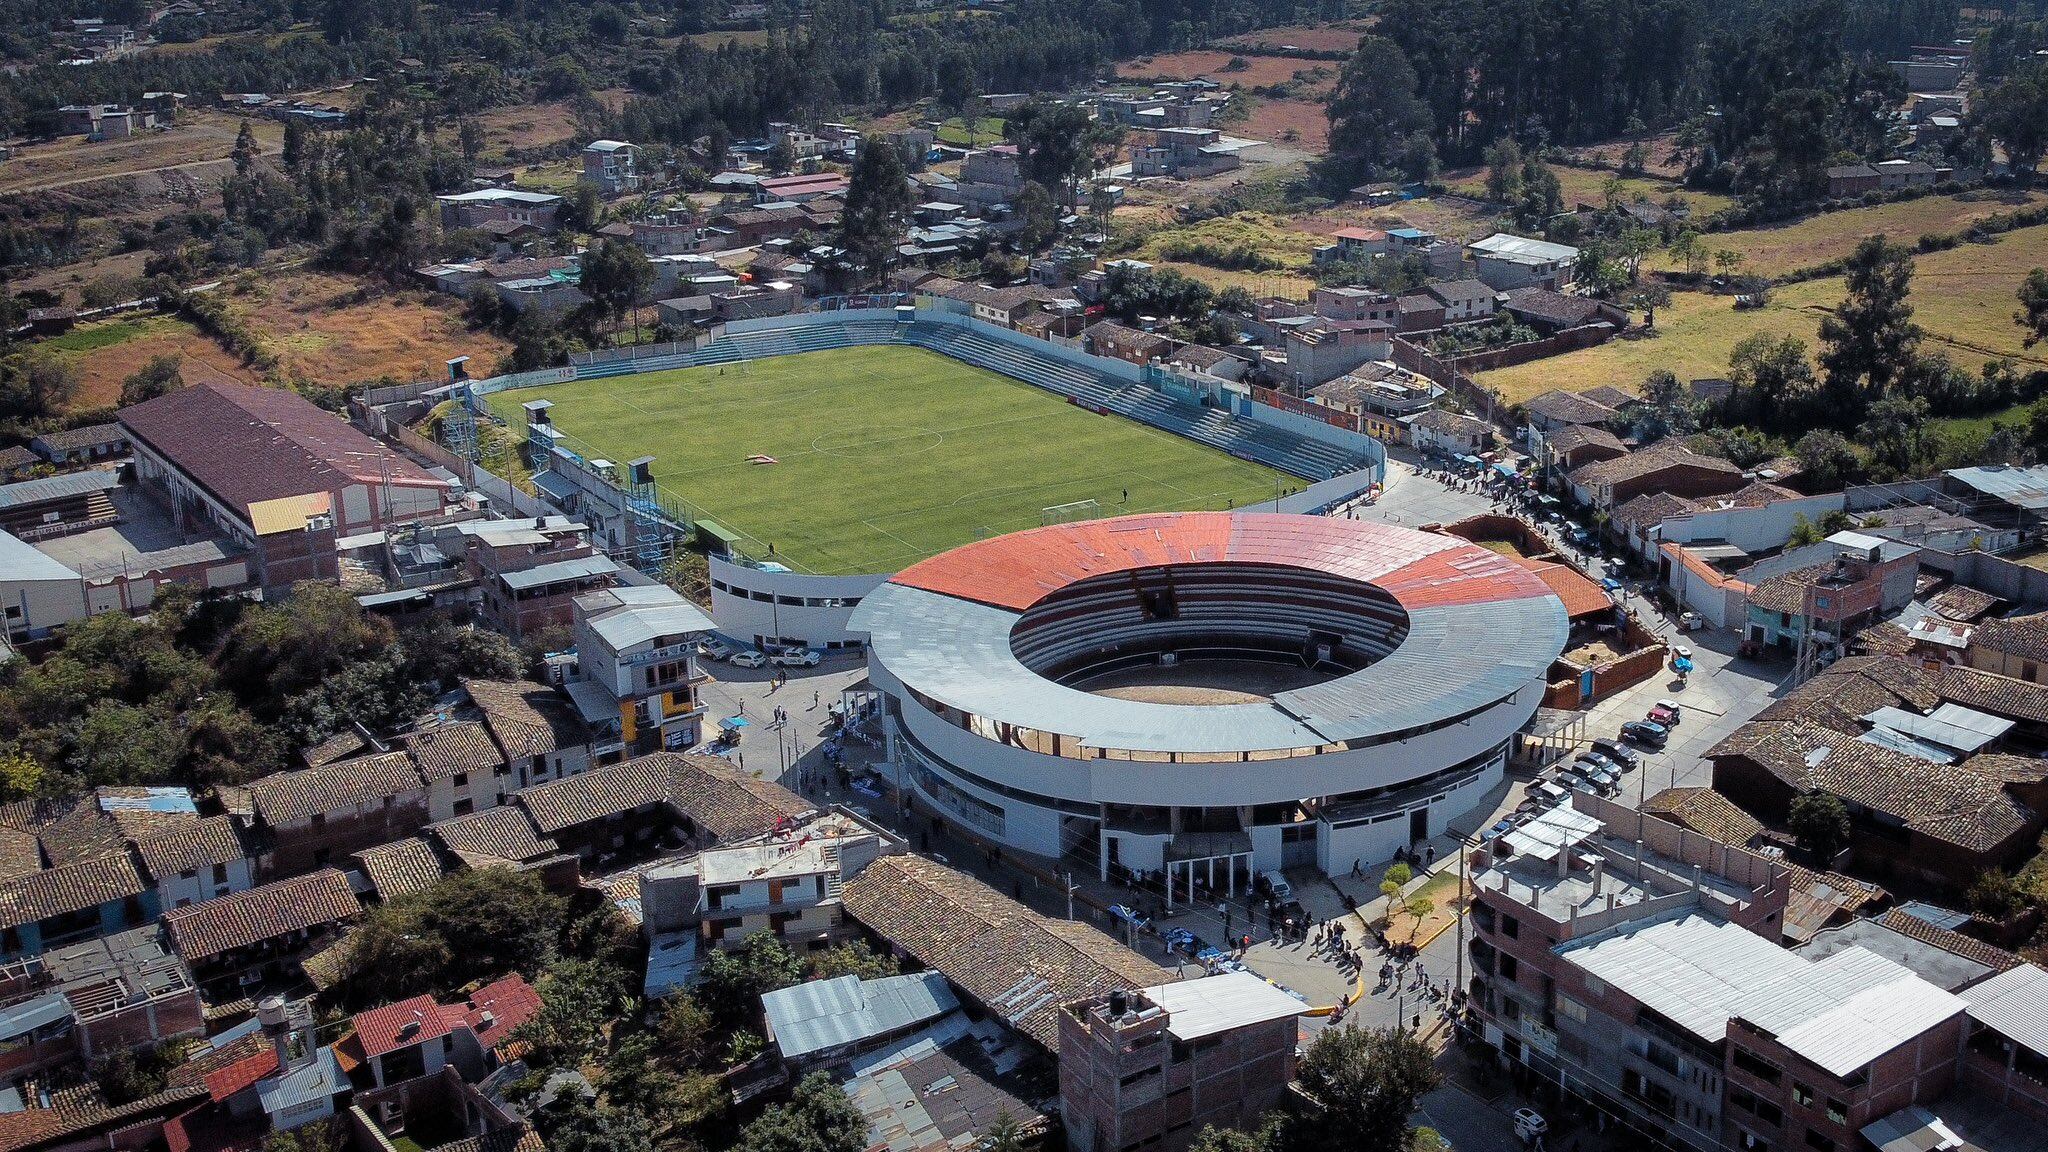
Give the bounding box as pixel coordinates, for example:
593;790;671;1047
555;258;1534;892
571;317;1373;481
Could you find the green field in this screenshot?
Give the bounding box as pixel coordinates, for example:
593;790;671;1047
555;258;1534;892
490;345;1292;575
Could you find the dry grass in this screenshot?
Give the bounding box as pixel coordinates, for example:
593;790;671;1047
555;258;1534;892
221;270;512;386
1116;50;1321;88
52;316;257;410
1213;22;1374;51
1239;97;1329;151
1442;163;1734;218
1564;132;1691;180
1290;195;1505;245
1156;261;1316;298
1134;211;1327;269
1910;223;2048;369
1658;189;2048;278
0;112;282;195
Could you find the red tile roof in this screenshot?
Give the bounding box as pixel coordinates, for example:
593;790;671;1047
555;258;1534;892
118;380;447;518
202;1050;278;1102
888;512;1552;614
459;975;542;1048
162;868;361;962
352;994;453;1059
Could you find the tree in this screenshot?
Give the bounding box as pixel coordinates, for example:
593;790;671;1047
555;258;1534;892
736;1072;865;1152
1482;137;1523;203
655;994;715;1066
581;238;653;343
1788;792;1850;861
1003;101;1114;208
1819;236;1920;416
1295;1027;1441;1150
516;958;636;1068
697;932;805;1032
1630;282;1672;328
1514;160;1562;230
1974;61;2048;183
118;354;183;407
1793;429;1861;490
1637;369;1693;438
1726;334;1816;432
338;868;567;1007
2019;268;2048;348
984;1112;1028;1152
766;139;796;175
1668;230;1708;277
1012;182;1058;253
232;121;258;177
1325;36;1436;189
1857;394;1934;478
838;140;914;286
1787;513;1825;547
807;940;899;982
1189;1115;1286;1152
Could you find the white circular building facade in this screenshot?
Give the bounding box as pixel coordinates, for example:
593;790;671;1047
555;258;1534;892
848;512;1570;891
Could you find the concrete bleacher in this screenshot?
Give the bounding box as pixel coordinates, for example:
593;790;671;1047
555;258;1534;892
568;316;1373;481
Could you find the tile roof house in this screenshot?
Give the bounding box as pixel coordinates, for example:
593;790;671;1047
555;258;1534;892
119;381;451;589
398;721;508;823
1543;423;1629;474
133;816;255;911
512;752;810;860
460;678;593;789
162;868;361;987
427;807;560;870
353;838;447;902
340;975;540;1089
1967;611;2048;683
1641;787;1764;846
1566;440;1746;513
1522;389;1620;436
1707;716;2048;889
247;751;429;879
839;855;1175;1051
1404;408;1493;456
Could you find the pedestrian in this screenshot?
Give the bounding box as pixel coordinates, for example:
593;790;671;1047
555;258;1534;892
1122;487;1129;503
813;690;820;708
1426;844;1437;866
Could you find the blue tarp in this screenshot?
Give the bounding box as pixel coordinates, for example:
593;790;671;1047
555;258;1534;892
719;715;750;731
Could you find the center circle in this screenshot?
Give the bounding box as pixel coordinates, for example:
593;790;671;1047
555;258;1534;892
811;427;945;458
1007;561;1413;705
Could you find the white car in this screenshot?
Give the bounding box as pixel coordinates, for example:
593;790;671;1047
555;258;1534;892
1679;611;1704;632
769;648;821;667
698;638;736;661
1514;1109;1549;1144
730;650;769;668
1672;643;1695;659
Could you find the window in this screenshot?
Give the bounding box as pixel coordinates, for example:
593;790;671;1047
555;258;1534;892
1805;1131;1834;1152
212;864;229;885
1500;915;1520;939
1732;1048;1783;1084
1826;1101;1847;1124
1792;1083;1813;1107
1555;996;1587;1024
1499;954;1518;982
452;772;468;788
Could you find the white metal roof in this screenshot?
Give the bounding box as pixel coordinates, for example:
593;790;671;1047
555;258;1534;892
0;529;83;584
1963;962;2048;1056
1862;1106;1965;1152
577;585;715;651
500;554;619;591
762;972;958;1060
1861;704;2011;753
1468;232;1579;265
1141;972;1305;1042
1560;912;1964;1070
1500;804;1602;863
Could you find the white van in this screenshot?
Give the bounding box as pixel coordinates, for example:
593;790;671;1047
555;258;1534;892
1262;871;1294;902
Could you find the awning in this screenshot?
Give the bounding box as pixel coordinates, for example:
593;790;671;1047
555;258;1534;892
719;715;750;731
697;520;744;547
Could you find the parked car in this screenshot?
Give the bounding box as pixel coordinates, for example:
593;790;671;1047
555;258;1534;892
769;647;822;667
1648;703;1681;727
1529;781;1571;806
1655;698;1684;722
1261;871;1294;902
1515;1109;1549;1145
1584;767;1620;792
1622;720;1669;747
698;638;736;661
1577;751;1619;774
1591;738;1641;769
730;650;769;668
1680;611;1704;631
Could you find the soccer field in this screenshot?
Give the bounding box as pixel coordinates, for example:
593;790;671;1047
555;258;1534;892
488;344;1293;575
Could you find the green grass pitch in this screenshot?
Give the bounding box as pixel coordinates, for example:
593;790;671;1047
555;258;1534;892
489;344;1295;575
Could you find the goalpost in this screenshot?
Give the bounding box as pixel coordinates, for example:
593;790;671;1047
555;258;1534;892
1041;498;1103;526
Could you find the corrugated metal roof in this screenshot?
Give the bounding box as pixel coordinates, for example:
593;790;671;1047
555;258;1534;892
576;585;715;651
1502;805;1602;862
500;554;618;591
1560;912;1964;1073
1963;962;2048;1055
1141;972;1304;1042
763;972;958;1060
1861;705;2011;754
255;1047;347;1113
0;529;82;584
0;993;73;1041
1945;465;2048;511
0;470;121;511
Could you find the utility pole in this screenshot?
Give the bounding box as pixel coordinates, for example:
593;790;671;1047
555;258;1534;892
1454;831;1468;993
1063;871;1077;921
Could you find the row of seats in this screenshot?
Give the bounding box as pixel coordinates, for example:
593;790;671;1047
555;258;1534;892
570;317;1375;482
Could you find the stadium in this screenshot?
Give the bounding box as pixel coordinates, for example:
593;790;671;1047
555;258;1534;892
481;308;1388;645
847;512;1571;893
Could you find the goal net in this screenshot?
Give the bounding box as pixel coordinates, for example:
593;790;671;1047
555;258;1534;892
1041;499;1103;526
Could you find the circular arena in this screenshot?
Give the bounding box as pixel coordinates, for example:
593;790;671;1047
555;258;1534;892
847;511;1571;894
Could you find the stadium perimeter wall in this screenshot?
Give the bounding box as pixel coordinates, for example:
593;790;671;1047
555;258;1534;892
461;308;1387;647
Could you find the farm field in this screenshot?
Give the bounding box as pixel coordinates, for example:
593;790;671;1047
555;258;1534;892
1480;221;2048;404
485;345;1290;575
1564;132;1690;179
1443;164;1732;217
1214;22;1373;52
1238;97;1329;150
1117;50;1327;89
1655;189;2048;278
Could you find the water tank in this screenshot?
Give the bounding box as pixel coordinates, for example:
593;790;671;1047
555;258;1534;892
257;995;287;1027
1108;989;1128;1019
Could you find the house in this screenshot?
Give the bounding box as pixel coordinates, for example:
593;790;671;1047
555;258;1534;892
1129;127;1244;179
512;751;812;865
0;446;39;482
29;423;127;466
581;140;640;194
1874;159;1940;190
1306;368;1436;444
1467;233;1578;291
1952;608;2048;684
435;188;561;232
1160;343;1248;382
1083;320;1170;366
565;584;714;757
755;172;849;204
955;147;1024;211
1543;424;1628;475
1422;279;1501;323
761;971;957;1067
1826;164;1882;197
244;751;430;877
119;380;452;590
1281;320;1393;388
1316;227;1388;264
1391;292;1446;334
1309;286;1397;324
462;677;595;787
398;720;509;822
938;282;1051;328
0;926;204;1081
1060;973;1304;1152
1522;389;1622;438
458;516;617;640
341;975;541;1088
838;854;1174;1053
1566;440;1745;513
1405;408;1493;456
0;530;88;643
0;853;153;962
353;838;447;903
161;869;362;991
134;816;255;910
1503;287;1627;334
1742;533;1921;655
